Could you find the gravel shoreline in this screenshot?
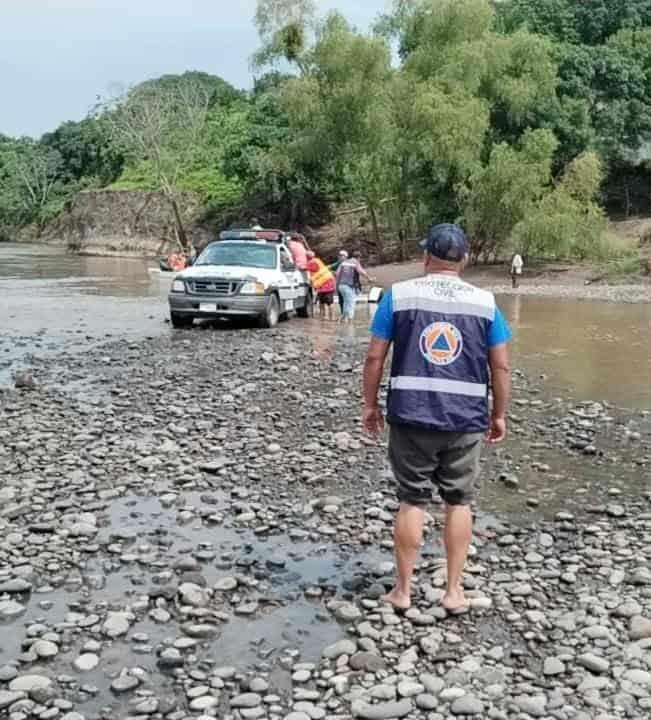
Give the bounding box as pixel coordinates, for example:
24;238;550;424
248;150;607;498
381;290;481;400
483;282;651;304
1;327;651;720
371;261;651;304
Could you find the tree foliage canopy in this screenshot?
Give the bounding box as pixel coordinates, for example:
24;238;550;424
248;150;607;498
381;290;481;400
2;0;651;260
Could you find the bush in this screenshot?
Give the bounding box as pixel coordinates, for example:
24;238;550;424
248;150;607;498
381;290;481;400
109;163;159;191
178;168;244;208
598;253;644;280
512;191;608;260
463;129;558;260
511;151;623;260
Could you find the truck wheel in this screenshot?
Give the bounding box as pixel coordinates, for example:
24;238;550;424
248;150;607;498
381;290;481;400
259;294;280;329
171;312;193;329
297;291;313;318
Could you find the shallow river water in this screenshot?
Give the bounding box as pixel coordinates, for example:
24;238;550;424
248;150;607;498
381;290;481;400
1;243;651;409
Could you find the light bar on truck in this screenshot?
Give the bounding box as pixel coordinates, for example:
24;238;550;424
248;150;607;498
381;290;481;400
218;229;285;242
219;230;258;240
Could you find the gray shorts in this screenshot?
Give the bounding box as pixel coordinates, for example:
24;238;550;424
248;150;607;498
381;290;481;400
388;423;483;507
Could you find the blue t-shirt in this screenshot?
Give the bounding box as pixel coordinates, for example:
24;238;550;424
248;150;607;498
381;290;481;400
370;289;512;346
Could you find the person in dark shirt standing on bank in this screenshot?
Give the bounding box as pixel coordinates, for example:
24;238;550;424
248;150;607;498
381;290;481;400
362;223;512;614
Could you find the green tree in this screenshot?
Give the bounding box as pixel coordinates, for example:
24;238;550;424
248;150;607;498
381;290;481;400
41;118;123;186
0;136;25;233
386;75;490;257
498;0;651;45
252;0;316;71
484;30;558;138
513;152;608;259
496;0;579;43
496;1;651;214
462;129;558;259
2;140;69;231
397;2;558;137
274;9;490;256
102;75;213;249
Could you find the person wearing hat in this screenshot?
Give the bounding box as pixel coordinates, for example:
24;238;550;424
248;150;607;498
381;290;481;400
336;251;373;323
362;223;513;615
331;249;348;268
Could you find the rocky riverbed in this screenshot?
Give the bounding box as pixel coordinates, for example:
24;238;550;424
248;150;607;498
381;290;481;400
481;282;651;304
1;325;651;720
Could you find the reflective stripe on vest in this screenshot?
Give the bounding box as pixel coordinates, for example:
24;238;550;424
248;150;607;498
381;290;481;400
391;376;488;397
310;259;334;291
386;274;495;432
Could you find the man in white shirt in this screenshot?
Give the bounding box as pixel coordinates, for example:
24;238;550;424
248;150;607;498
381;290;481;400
511;253;524;288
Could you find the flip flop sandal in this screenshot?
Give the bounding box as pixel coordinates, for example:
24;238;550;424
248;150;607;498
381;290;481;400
441;602;471;616
381;595;411;614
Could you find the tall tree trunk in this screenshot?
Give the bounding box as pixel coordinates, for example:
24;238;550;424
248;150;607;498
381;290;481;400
167;194;188;251
368;205;383;263
397;229;406;262
397;156;410;262
624;182;631;219
290;197;298;227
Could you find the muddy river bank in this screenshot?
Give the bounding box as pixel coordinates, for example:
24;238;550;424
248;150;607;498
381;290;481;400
1;244;651;720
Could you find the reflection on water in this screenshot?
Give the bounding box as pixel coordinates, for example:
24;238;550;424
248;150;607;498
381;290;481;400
1;243;650;408
0;244;170;384
498;294;651;408
0;242;170;339
0;242;161;297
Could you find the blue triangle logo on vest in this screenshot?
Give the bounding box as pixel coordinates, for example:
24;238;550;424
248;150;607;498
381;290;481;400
432;333;451;351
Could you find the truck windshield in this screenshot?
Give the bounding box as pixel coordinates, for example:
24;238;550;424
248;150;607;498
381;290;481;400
196;243;277;269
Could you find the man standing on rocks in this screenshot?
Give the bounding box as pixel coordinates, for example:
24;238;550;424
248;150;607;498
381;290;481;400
362;223;512;614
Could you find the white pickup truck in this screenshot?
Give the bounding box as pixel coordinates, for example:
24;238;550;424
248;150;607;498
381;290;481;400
168;230;313;329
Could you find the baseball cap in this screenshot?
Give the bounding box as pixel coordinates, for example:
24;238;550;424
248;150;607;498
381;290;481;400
420;223;468;262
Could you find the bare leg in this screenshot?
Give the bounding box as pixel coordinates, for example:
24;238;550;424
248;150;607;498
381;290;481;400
442;504;472;611
383;503;424;610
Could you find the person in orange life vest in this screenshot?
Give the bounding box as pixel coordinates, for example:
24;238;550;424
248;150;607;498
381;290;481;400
287;233;309;270
306;250;336;321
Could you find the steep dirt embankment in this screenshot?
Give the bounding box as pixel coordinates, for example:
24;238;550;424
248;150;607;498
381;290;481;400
40;190;214;257
35;190;391;261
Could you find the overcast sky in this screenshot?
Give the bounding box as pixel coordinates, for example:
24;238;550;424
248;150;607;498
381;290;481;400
0;0;387;139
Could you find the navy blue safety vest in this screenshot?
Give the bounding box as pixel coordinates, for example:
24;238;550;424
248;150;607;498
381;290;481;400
386;274;495;432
